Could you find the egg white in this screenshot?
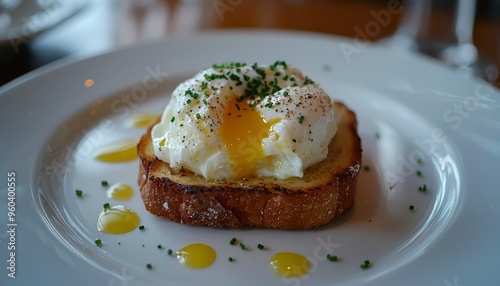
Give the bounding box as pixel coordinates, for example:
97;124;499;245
151;62;338;180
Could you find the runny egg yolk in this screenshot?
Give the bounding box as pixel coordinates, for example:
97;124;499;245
94;140;138;163
176;243;216;269
219;96;277;178
97;205;140;234
106;183;134;201
269;252;311;278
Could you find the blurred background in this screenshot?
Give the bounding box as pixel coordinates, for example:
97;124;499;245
1;0;499;87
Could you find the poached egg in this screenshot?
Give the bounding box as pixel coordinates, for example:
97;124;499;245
151;61;338;180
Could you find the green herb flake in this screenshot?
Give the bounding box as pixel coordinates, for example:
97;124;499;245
157;244;163;249
239;242;246;250
186;99;192;104
360;260;371;270
229;237;237;245
101;180;108;187
75;189;83;197
409;205;415;210
327;254;338;262
265;102;273;108
298;115;305;124
416;170;422;177
95;239;102;246
103;203;110;210
167;249;173;255
283;90;289;96
257;244;265;250
139;225;145;230
417;158;423;165
418;184;427;192
228;257;234;262
195;113;201;120
170;116;175;123
146;263;153;270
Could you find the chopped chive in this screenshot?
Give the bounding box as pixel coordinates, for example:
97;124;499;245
75;189;83;197
409;205;415;210
103;203;110;210
167;249;173;255
201;81;208;90
418;184;427;192
417;158;423;165
228;257;234;262
239;242;246;250
257;244;265;250
327;254;338;262
283;90;289;96
360;260;370;269
95;239;102;246
186;99;192;104
195;113;201;120
170;116;175;123
146;263;152;269
139;225;145;230
229;237;237;245
157;244;163;249
416;170;422;177
202;99;208;105
101;180;108;187
298;115;305;124
265;102;273;108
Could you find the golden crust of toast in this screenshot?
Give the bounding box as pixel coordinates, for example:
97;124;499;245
137;101;362;229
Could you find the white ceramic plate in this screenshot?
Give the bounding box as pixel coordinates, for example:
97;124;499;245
0;30;499;286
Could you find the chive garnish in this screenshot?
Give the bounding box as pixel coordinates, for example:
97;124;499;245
139;225;145;230
103;203;110;210
327;254;338;262
75;189;83;197
157;244;163;249
416;170;422;177
228;257;234;262
170;116;175;123
186;99;192;104
101;180;108;187
417;158;423;165
195;113;201;120
229;237;237;245
360;260;370;269
257;244;264;250
95;239;102;246
146;263;152;269
239;242;246;250
167;249;173;255
283;90;289;96
298;115;305;124
409;205;415;210
418;184;427;192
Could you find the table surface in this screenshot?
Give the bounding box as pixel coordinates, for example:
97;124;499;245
1;0;499;88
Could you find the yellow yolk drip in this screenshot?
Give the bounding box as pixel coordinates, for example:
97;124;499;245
97;205;140;234
94;140;138;162
219;97;275;178
106;183;134;201
176;243;216;269
125;113;159;128
269;252;311;278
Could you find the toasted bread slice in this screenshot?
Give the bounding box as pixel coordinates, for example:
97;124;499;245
137;101;361;229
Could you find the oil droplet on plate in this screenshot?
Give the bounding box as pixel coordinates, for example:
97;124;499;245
97;205;140;234
269;252;310;278
94;140;138;162
106;183;134;201
125;113;159;128
176;243;216;269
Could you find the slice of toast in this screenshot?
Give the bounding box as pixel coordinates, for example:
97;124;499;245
137;101;362;229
